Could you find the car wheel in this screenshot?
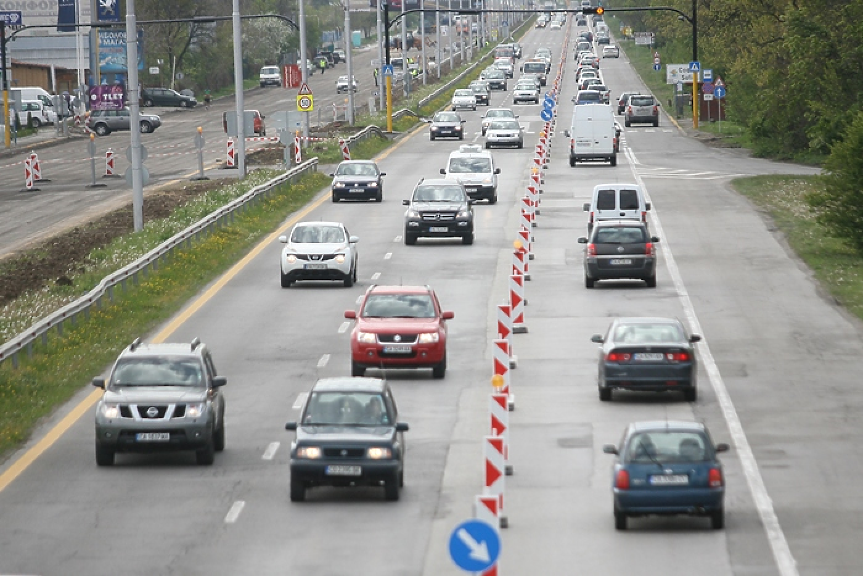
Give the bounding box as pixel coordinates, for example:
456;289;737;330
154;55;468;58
94;124;110;136
404;233;417;245
375;190;382;202
459;133;464;140
518;140;523;149
280;272;293;288
432;354;446;379
654;120;659;127
430;135;435;141
332;192;339;203
30;118;41;129
610;155;617;166
290;473;306;502
624;119;631;127
710;508;725;529
485;142;490;149
683;387;697;402
384;473;400;501
95;442;115;466
143;99;153;107
614;508;627;530
344;267;355;288
645;274;657;288
489;193;497;205
399;469;404;487
140;121;153;134
351;361;366;377
213;419;226;452
180;101;188;108
585;274;595;289
462;233;474;245
569;156;576;167
196;435;215;465
599;386;611;401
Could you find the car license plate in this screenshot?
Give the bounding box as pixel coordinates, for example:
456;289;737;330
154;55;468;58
304;263;327;270
350;188;364;193
136;432;170;442
609;259;632;265
634;353;664;361
383;345;412;353
429;226;448;233
650;474;689;486
326;465;362;476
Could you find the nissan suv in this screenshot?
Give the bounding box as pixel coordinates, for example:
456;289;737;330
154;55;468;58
344;285;454;378
402;179;475;245
89;107;162;136
92;337;227;466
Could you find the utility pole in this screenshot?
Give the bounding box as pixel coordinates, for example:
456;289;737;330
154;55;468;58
126;0;144;231
299;0;310;138
345;2;354;124
231;0;245;175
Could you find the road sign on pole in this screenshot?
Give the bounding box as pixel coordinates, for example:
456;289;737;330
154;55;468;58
448;519;501;572
689;61;701;72
0;11;23;25
714;86;726;99
703;68;713;82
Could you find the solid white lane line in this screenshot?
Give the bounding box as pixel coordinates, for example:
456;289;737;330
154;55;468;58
317;354;330;368
338;321;350;334
224;501;245;524
629;162;799;576
262;442;280;460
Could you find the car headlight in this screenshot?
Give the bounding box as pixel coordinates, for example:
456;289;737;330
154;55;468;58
333;181;348;189
367;447;392;459
285;254;297;264
418;332;439;344
186;402;207;418
457;209;471;218
483;177;493;184
100;403;119;418
296;446;322;459
406;209;420;218
431;126;439;131
368;182;378;187
357;331;377;344
335;254;346;264
455;126;462;131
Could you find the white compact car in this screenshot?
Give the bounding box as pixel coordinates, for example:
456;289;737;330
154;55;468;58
451;89;477;111
279;222;359;288
336;75;358;93
512;80;540;104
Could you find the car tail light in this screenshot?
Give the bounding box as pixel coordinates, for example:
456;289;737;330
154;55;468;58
652;105;659;116
587;243;597;257
615;470;630;490
606;351;631;363
645;242;655;256
641;210;647;222
627;105;633;115
664;351;690;362
570;138;575;151
709;468;724;487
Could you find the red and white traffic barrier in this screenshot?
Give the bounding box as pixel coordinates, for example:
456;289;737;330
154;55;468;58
527;184;540;216
512;245;530;282
490;392;512;475
245;136;280;143
105;148;116;177
521;195;535;229
518;226;533;261
294;134;302;165
475;494;502;533
23;157;37;191
493;339;515;410
339;138;351;160
29;151;42;181
484;435;507;529
226;138;236;168
496;306;518;368
510;274;528;334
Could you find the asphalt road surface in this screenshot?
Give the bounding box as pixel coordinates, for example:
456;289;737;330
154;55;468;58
4;19;859;576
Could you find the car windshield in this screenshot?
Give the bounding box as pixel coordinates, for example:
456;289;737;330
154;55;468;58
302;391;391;426
489;120;519;130
611;322;684;344
626;432;708;464
434;113;461;122
111;357;204;387
454;90;473;97
448;157;492;174
485;110;514;119
261;67;279;74
361;293;436;318
486;71;504;78
291;225;346;243
412;185;466;202
336;163;377;176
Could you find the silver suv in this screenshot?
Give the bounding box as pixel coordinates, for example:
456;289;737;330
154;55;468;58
625;95;660;127
89;107;162;136
92;337;227;466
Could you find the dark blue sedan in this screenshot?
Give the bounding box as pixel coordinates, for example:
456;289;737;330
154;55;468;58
603;421;730;530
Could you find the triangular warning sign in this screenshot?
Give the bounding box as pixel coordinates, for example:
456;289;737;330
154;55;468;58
298;82;312;95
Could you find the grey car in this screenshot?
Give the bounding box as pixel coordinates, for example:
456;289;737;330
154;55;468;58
626;94;660;127
578;220;659;287
403;178;474;245
591;317;701;402
92;337;227;466
89;107;162;136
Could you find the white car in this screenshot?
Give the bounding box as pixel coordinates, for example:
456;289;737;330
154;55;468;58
549;21;562;30
602;45;620;58
485;118;524;149
481;107;519;135
451;89;477;111
440;143;501;204
278;222;359;288
512;81;540;104
336;75;358;93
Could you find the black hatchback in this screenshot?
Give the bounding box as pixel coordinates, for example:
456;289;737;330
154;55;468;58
578;220;658;288
141;87;197;108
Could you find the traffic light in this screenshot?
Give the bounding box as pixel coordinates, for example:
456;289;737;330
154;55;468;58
582;7;604;15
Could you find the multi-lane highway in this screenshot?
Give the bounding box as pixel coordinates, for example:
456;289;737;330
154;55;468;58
4;17;861;576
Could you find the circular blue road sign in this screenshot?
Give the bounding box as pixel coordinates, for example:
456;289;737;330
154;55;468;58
448;519;501;573
653;63;661;71
540;108;553;121
714;86;726;99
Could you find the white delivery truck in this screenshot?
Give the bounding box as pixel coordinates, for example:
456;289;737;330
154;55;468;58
567;103;617;167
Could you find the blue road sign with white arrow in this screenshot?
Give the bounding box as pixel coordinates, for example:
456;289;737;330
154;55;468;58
448;519;501;573
540;108;553;121
714;86;726;99
544;95;556;108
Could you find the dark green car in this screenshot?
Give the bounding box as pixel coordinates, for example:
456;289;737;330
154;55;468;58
141;87;197;108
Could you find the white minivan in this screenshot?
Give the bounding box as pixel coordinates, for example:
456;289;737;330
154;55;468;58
566;103;617;166
11;87;54;109
440;143;501;204
583;183;651;233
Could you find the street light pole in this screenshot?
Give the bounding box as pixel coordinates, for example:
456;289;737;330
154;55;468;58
299;0;310;138
345;2;354;124
231;0;246;175
126;0;145;231
691;0;699;129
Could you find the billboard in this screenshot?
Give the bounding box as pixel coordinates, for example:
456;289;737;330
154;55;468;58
99;29;144;74
89;84;125;111
666;64;695;85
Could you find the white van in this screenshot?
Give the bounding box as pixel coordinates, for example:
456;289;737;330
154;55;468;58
583;183;651;233
440;143;501;204
259;65;282;87
567;104;617;166
17;100;56;128
11;87;54;109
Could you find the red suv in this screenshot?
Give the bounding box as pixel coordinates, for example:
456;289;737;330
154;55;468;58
344;285;454;379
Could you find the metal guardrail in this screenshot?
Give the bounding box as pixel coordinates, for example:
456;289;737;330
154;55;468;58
0;159;320;368
345;124;386;146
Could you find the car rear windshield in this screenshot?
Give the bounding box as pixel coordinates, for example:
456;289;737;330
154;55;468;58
619;189;640;209
626;432;708;463
362;294;436;318
577;92;601;102
630;96;655;106
111;357;204;387
303;392;391;426
523;63;545;73
593;227;647;245
611;322;684;344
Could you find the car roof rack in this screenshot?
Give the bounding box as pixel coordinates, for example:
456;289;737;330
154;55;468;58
129;337;142;351
191;337;201;351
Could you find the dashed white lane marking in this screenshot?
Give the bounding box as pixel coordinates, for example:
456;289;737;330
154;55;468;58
224;501;245;524
293;392;308;411
338;321;350;334
317;354;330;368
262;442;280;460
371;272;381;280
384;253;392;260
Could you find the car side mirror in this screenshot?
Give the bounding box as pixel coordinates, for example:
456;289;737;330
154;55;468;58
349;235;360;244
92;377;106;389
578;237;588;244
651;236;660;243
460;119;466;123
494;168;501;174
344;310;357;319
689;334;702;343
602;444;618;455
380;172;387;176
514;115;519;118
564;129;571;137
715;443;730;453
285;422;298;431
591;334;604;343
442;311;454;320
583;203;590;212
396;422;409;432
212;376;227;388
261;114;266;119
440;168;446;175
329;173;335;177
278;235;288;243
645;202;652;210
403;199;410;206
